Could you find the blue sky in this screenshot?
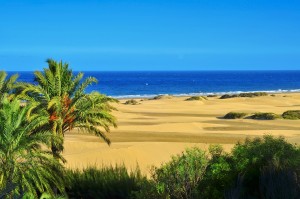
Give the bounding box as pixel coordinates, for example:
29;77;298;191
0;0;300;71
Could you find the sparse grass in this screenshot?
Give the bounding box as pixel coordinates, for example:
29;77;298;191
220;92;268;99
249;112;280;120
282;110;300;120
207;94;218;97
223;112;248;119
151;95;173;100
220;94;239;99
124;99;139;105
185;96;207;101
238;92;268;97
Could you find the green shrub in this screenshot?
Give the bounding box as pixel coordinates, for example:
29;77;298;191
250;112;280;120
220;92;268;99
124;99;139;105
219;94;239;99
223;112;247;119
259;166;300;199
238;92;268;97
199;145;235;199
152;147;209;199
229;135;300;198
282;110;300;120
151;95;173;100
185;96;207;101
207;94;218;97
65;165;146;199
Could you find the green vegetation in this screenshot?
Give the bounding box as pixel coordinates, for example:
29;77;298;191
250;112;280;120
282;110;300;120
0;71;19;101
229;136;300;198
223;112;247;119
17;59;118;159
220;92;268;99
65;165;146;199
151;95;173;100
152;147;209;199
185;96;207;101
132;136;300;199
124;99;139;105
207;94;217;97
0;98;64;198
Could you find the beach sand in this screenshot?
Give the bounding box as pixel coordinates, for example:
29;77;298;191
63;93;300;175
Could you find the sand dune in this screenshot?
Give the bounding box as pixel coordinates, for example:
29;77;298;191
63;93;300;174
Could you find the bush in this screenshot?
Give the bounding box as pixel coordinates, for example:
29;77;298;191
185;96;207;101
65;165;146;199
259;166;300;199
199;145;235;199
282;110;300;120
207;94;218;97
124;99;139;105
220;94;239;99
151;95;173;100
229;135;300;198
249;112;280;120
238;92;268;97
223;112;247;119
220;92;268;99
152;147;209;199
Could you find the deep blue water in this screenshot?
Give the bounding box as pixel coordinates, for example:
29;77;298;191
8;71;300;98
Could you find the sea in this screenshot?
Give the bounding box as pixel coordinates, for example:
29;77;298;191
8;71;300;99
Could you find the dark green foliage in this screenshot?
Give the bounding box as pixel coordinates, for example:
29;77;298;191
238;92;268;97
65;165;146;199
249;112;280;120
207;94;218;97
223;112;247;119
220;92;268;99
151;95;173;100
230;135;300;198
152;147;209;199
124;99;139;105
282;110;300;120
130;179;165;199
199;145;235;199
185;96;207;101
220;94;239;99
259;166;300;199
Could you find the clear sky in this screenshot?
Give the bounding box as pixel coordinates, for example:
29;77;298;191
1;0;300;71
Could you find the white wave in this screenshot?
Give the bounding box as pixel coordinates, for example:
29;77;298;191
110;88;300;99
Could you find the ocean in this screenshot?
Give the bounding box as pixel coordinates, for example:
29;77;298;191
8;71;300;98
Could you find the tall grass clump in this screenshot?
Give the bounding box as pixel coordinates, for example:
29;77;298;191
65;165;146;199
282;110;300;120
249;112;280;120
223;112;247;119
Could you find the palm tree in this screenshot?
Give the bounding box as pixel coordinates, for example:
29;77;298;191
0;97;65;198
17;59;117;159
0;71;18;101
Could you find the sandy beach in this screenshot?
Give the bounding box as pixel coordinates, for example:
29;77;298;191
63;93;300;175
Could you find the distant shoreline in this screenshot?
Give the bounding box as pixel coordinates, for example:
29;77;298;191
113;90;300;99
